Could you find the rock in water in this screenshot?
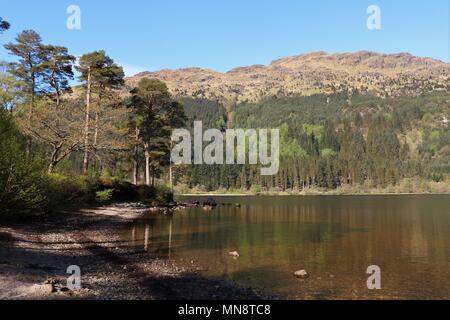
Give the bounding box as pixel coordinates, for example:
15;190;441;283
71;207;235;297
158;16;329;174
229;251;240;258
294;270;309;279
203;198;217;207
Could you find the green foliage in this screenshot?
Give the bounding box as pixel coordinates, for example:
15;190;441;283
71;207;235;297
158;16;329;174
44;174;93;205
4;30;44;97
76;50;125;89
215;115;226;131
281;139;307;158
250;184;262;194
40;45;76;104
0;109;47;216
303;124;323;142
95;189;114;203
0;17;10;33
0;62;24;111
320;148;336;158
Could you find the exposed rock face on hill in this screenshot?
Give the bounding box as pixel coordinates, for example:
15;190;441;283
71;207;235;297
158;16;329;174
127;51;450;107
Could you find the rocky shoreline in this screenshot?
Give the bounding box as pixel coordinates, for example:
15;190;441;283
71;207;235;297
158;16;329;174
0;204;271;300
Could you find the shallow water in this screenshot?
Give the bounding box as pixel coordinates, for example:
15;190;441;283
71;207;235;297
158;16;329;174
120;195;450;299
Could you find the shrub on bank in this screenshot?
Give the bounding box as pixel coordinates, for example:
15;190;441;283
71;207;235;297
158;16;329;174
95;189;114;203
94;178;173;205
0;110;48;217
45;174;95;206
45;174;174;210
2;171;174;218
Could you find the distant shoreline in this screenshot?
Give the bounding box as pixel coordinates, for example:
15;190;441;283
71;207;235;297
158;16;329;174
179;192;450;197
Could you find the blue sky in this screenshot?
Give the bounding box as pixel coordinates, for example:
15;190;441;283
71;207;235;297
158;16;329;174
1;0;449;76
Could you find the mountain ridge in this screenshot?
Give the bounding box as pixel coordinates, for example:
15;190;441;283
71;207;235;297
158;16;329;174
127;51;450;106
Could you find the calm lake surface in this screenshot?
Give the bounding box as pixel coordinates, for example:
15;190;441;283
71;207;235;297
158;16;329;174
120;195;450;299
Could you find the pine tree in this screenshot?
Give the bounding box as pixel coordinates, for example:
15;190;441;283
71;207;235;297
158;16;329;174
4;30;46;154
130;78;170;186
40;45;75;107
76;51;124;174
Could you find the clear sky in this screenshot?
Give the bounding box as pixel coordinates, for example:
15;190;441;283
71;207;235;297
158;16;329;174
1;0;449;76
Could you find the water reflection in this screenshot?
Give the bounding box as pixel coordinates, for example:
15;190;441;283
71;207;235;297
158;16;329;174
144;224;149;252
168;218;173;259
120;195;450;299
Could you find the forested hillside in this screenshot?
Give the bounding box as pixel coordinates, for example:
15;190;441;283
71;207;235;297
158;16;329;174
176;91;450;193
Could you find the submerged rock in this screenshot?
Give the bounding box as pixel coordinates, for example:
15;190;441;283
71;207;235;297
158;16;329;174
294;270;309;279
185;202;198;207
164;202;178;209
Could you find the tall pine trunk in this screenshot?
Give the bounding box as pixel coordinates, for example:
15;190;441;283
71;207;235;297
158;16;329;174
92;111;99;172
93;92;103;172
133;126;140;185
93;96;100;172
169;139;173;192
26;73;35;157
144;142;150;186
151;167;155;187
83;67;91;174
